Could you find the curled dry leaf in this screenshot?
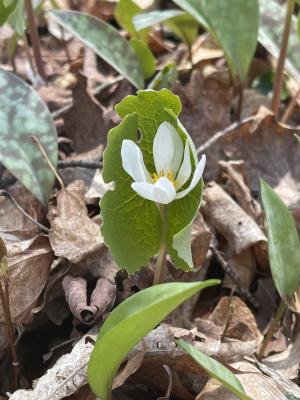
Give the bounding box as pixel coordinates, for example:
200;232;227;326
48;180;105;263
0;235;53;323
62;275;116;324
202;182;266;255
191;212;212;269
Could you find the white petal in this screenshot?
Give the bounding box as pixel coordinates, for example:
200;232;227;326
153;122;183;175
175;155;206;200
175;140;191;190
132;177;176;204
121;140;151;183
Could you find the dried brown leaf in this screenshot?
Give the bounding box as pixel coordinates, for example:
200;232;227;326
48;180;105;263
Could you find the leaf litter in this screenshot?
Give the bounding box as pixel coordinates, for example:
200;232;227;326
1;1;300;399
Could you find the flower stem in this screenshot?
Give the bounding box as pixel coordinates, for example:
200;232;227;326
258;299;286;360
271;0;295;118
24;0;46;81
153;204;168;285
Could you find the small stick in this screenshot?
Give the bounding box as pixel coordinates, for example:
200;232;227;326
271;0;295;118
211;247;259;308
258;298;286;360
24;0;46;81
57;160;102;169
281;87;300;123
31;135;65;189
0;190;49;233
220;289;235;343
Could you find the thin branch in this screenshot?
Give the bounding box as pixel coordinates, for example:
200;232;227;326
0;190;49;233
31;135;65;189
57;160;102;169
281;87;300;123
211;247;259;308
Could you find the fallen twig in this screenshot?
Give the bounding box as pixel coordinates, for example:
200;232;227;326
57;160;102;169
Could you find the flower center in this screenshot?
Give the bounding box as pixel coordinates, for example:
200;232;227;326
152;170;176;186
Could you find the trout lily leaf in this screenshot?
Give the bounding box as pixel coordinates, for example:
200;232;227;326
121;121;206;204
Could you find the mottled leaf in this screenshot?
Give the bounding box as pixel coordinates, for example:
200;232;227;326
49;10;144;89
134;10;198;46
259;0;300;84
115;0;149;41
178;340;252;400
261;180;300;298
114;89;203;271
0;68;57;205
130;38;155;79
88;280;220;399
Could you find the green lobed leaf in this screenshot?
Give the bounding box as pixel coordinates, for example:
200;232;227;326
177;340;252;400
130;38;155;79
173;0;259;83
115;89;203;271
100;113;161;273
261;180;300;297
133;10;198;46
148;63;178;90
115;0;149;41
0;68;57;205
259;0;300;84
88;279;220;399
49;10;144;89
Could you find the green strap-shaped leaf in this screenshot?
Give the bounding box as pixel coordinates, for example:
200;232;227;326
177;340;252;400
148;63;178;90
259;0;300;84
115;89;202;271
88;280;220;399
261;180;300;298
171;0;209;29
49;10;144;89
0;68;57;205
0;0;18;26
134;10;198;47
172;0;259;83
130;38;155;79
115;0;149;41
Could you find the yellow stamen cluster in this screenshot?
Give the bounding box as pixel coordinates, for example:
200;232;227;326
152;170;176;186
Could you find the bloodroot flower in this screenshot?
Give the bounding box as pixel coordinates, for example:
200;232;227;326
121;122;206;205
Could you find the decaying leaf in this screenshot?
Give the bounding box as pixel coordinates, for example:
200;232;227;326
0;234;53;323
62;74;107;153
48;180;105;263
